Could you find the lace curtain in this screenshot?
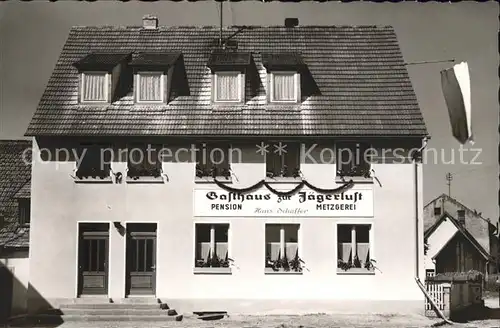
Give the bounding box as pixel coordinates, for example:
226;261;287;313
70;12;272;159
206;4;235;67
139;74;162;101
216;73;239;101
267;242;298;261
197;242;228;262
83;73;106;101
273;73;295;101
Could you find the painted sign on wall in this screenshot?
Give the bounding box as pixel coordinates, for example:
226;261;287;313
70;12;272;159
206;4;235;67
193;187;374;217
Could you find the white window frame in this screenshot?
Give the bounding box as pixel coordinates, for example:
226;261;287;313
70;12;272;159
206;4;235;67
81;71;109;103
265;223;302;272
136;71;165;104
213;71;242;103
269;71;299;103
336;222;375;274
193;222;231;273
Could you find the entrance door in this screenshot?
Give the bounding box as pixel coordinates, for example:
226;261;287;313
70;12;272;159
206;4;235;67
126;223;157;296
78;223;109;296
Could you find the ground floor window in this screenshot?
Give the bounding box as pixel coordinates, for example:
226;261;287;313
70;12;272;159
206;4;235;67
337;224;374;272
195;223;230;268
265;224;302;272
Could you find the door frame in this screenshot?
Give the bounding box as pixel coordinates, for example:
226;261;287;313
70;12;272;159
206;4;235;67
75;221;111;298
123;222;159;297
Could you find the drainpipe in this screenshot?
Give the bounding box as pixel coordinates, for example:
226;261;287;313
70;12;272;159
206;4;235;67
412;136;453;324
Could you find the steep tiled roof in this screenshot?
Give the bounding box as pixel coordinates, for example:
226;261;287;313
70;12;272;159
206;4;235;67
424;193;496;256
425;212;492;261
14;181;31;199
0;140;31;249
25;25;427;137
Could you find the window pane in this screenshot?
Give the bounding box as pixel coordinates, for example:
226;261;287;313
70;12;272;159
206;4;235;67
145;239;153;271
195;224;211;264
139;74;162;101
216;73;239;101
83;73;106;101
265;224;281;261
214;224;229;260
273;73;295;101
337;225;352;243
356;225;370;243
337;143;370;176
97;239;106;272
137;239;145;272
214;224;228;243
284;224;299;259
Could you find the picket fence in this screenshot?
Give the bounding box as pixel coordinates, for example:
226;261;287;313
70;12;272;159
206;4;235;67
425;280;446;312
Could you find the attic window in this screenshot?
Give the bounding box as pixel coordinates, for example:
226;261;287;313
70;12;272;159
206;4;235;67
81;72;109;102
136;72;164;103
73;53;131;104
270;72;299;102
207;51;251;104
262;53;304;104
214;72;242;102
434;207;442;216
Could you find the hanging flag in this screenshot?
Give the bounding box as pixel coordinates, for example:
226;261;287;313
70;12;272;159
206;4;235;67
440;62;473;145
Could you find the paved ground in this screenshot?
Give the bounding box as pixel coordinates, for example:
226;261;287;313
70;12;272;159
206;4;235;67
5;313;500;328
5;295;500;328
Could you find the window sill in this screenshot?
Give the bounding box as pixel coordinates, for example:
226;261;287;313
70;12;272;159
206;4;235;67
126;176;164;184
193;267;232;274
335;177;373;184
195;177;232;184
74;177;113;184
265;177;302;184
265;268;303;275
336;268;375;275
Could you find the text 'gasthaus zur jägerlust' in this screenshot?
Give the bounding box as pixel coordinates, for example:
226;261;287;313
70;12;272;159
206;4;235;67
204;190;365;213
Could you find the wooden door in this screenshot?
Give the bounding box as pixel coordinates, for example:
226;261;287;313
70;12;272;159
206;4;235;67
126;224;156;296
78;223;109;296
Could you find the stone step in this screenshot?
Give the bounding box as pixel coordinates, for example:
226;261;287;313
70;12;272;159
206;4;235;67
58;308;178;316
59;303;168;310
17;313;183;324
114;297;161;304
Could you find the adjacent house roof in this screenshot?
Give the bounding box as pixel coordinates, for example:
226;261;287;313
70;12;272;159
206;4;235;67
425;211;492;262
25;25;428;137
424;193;497;257
0;140;31;249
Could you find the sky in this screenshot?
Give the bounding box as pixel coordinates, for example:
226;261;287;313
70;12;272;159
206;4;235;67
0;1;498;222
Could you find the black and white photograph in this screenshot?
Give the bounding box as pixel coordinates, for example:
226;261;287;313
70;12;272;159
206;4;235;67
0;1;498;327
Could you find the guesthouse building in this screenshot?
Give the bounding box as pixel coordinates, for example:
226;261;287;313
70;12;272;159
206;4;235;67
24;16;429;314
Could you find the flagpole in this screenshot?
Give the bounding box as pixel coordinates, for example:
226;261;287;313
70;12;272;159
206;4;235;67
405;59;455;66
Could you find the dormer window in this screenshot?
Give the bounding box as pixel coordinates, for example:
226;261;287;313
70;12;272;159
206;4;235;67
207;51;252;105
81;72;109;102
262;53;305;104
73;53;131;104
129;52;181;104
269;72;299;103
136;72;164;103
214;72;243;102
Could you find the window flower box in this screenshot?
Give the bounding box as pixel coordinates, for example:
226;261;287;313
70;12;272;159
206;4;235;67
75;168;113;183
193;267;231;274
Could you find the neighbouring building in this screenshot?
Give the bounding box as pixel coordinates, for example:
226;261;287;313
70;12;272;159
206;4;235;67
24;16;429;315
0;140;31;321
424;194;499;278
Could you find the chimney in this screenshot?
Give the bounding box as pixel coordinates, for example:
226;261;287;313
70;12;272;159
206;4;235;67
285;18;299;28
142;15;158;30
457;209;466;226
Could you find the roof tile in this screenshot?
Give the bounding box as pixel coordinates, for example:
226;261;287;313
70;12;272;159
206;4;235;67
25;25;427;137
